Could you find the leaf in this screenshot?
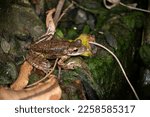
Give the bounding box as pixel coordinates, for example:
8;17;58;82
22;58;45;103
46;8;56;29
55;29;64;38
10;61;33;90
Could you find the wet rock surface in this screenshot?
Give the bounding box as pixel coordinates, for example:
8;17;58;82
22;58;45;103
0;0;45;40
0;0;45;85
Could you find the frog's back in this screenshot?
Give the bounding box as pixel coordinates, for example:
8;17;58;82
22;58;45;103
30;39;71;53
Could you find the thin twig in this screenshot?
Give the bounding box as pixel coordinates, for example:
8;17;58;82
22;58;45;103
89;41;140;100
54;0;65;27
103;0;150;13
120;2;150;13
72;0;99;14
103;0;119;9
58;3;74;22
26;58;59;88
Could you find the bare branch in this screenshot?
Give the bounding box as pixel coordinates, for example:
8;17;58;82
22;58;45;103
54;0;65;26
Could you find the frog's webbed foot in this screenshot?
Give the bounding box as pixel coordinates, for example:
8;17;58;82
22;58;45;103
58;56;75;69
26;51;51;73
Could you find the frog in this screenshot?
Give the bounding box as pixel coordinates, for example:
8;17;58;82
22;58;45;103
26;38;88;73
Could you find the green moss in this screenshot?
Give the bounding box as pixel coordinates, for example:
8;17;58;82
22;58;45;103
60;70;78;83
0;61;17;85
86;55;113;80
85;8;145;99
96;9;109;29
85;55;124;99
121;12;145;29
28;73;42;85
59;69;88;100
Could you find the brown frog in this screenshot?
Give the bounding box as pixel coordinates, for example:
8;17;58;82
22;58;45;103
26;39;88;73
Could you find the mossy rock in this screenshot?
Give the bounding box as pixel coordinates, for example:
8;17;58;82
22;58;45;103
0;2;45;40
84;11;144;99
0;1;45;85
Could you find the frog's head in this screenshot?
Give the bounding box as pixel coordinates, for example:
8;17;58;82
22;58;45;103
66;39;89;56
67;34;97;56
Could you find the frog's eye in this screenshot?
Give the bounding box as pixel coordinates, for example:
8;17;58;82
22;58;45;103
73;46;86;53
67;47;78;55
74;39;82;45
70;47;79;53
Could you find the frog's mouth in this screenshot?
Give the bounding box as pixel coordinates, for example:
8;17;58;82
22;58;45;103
67;46;88;56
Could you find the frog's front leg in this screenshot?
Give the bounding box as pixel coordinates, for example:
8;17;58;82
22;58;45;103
58;56;75;69
26;51;51;73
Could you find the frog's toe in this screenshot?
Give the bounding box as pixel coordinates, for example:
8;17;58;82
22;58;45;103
42;61;51;68
41;62;51;73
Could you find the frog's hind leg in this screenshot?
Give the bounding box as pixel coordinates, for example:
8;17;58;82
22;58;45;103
26;51;51;74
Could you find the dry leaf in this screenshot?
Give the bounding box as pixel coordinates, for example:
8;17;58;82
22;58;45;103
46;8;56;29
0;75;62;100
10;61;33;90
